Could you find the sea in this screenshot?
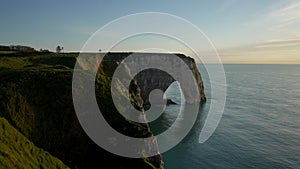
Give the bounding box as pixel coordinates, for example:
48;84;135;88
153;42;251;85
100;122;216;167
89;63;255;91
151;64;300;169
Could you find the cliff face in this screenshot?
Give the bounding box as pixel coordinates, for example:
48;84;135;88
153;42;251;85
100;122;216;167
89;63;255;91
0;52;205;169
0;53;163;169
126;53;206;108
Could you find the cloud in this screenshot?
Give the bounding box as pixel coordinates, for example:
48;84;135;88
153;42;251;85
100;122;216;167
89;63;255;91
241;1;300;34
255;43;299;48
219;48;300;64
255;35;300;48
217;35;300;64
267;36;300;43
215;1;300;64
268;1;300;29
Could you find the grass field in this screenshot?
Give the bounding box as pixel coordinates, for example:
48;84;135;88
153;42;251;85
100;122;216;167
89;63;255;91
0;117;69;169
0;51;17;54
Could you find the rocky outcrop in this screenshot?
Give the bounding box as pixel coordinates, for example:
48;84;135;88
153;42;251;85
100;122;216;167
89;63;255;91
123;53;205;109
166;99;177;105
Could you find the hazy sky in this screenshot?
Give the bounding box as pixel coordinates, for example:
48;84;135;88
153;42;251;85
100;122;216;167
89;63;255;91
1;0;300;63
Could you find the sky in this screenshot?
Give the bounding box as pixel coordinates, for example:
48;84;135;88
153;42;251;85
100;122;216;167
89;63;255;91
0;0;300;64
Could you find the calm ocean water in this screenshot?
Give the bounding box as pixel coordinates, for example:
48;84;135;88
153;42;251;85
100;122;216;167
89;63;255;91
151;64;300;169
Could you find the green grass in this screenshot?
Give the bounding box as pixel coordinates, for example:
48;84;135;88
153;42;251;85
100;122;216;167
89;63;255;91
0;56;32;69
0;117;69;169
0;51;17;54
0;53;77;70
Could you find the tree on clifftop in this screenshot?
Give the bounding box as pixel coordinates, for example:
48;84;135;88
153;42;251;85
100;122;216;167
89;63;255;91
56;46;63;53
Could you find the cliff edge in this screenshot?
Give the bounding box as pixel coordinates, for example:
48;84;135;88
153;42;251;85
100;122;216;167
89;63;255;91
0;52;206;169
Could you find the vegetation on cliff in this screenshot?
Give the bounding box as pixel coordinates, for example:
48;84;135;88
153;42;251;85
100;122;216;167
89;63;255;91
0;53;163;169
0;117;69;169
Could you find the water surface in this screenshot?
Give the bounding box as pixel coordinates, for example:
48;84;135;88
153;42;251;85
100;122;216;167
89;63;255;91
151;64;300;169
